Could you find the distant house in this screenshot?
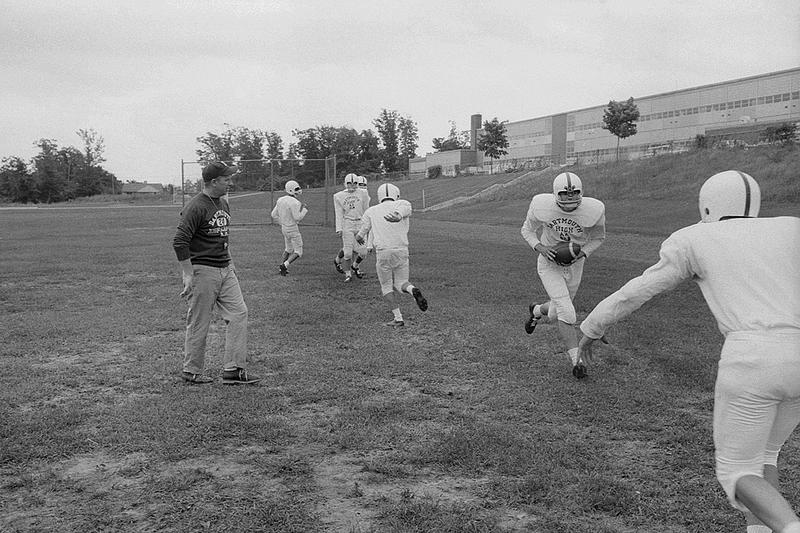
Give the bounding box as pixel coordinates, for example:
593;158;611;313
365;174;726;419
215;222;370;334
122;182;164;197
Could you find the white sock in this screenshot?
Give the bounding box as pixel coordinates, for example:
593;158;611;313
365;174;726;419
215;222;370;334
393;308;403;321
747;525;771;533
533;304;543;319
568;348;579;366
782;522;800;533
404;284;416;294
283;260;290;267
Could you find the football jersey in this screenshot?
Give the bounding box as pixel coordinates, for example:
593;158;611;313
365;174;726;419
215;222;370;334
358;200;413;251
333;189;370;232
521;194;606;257
270;195;307;229
581;216;800;339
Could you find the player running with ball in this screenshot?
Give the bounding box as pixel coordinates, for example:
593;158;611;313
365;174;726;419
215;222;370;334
521;172;606;379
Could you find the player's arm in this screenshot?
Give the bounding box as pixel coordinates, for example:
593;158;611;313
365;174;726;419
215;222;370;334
579;234;692;361
173;208;200;298
293;199;308;222
333;196;344;233
580;213;607;259
520;204;556;260
384;200;412;222
356;214;371;245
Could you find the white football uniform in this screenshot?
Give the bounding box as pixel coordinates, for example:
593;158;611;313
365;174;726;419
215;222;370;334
358;199;413;294
333;188;370;259
521;194;606;324
580;216;800;511
271;195;308;255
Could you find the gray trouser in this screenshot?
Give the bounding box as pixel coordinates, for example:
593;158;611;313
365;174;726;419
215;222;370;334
183;264;248;374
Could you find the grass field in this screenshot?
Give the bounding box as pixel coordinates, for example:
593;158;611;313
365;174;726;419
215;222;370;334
1;145;799;532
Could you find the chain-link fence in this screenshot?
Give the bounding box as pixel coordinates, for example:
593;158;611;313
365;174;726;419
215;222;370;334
180;157;336;226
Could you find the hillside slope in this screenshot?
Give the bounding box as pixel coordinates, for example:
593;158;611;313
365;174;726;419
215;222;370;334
418;144;800;235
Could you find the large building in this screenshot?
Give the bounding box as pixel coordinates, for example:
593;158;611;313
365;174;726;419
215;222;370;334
411;67;800;175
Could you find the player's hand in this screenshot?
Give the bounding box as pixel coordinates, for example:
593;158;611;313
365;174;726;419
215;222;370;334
336;231;342;237
355;235;365;245
301;203;308;210
384;211;402;223
180;272;194;299
366;246;373;254
535;244;556;262
578;334;609;364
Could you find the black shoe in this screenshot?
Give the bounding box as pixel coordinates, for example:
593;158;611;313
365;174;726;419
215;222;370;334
221;368;261;385
572;363;587;379
385;319;405;328
351;265;365;279
279;264;288;276
334;258;344;274
411;287;428;311
525;303;539;334
182;372;213;384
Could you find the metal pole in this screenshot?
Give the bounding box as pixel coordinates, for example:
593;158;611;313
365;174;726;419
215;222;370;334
422;189;425;209
181;159;185;208
269;160;274;225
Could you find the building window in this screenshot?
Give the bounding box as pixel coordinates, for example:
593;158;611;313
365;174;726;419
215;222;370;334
765;95;773;103
792;91;800;100
758;97;765;104
782;93;791;101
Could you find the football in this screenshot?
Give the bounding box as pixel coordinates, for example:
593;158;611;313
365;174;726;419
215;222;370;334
552;241;581;265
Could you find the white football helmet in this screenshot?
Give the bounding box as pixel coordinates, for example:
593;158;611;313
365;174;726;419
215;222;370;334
357;175;368;189
553;172;582;211
344;173;358;185
285;180;302;195
698;170;760;223
377;183;400;202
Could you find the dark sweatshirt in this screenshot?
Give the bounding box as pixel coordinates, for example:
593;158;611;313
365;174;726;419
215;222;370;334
173;193;231;268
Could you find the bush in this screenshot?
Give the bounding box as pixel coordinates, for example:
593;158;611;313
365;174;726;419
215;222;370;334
427;165;442;179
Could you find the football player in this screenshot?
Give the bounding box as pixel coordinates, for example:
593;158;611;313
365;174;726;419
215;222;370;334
521;172;606;379
270;180;308;276
333;173;371;282
578;171;800;533
356;183;428;327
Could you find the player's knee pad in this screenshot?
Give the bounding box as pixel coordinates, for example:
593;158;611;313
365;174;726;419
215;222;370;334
716;458;764;511
551;296;576;324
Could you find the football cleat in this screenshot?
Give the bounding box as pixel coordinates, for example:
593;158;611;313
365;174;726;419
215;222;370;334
385;319;405;328
411;287;428;311
334;258;344;274
279;264;288;276
344;275;352;283
525;303;539;334
572;363;587;379
351;266;365;279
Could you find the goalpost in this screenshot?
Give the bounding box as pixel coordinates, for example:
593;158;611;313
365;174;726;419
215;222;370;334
179;156;337;227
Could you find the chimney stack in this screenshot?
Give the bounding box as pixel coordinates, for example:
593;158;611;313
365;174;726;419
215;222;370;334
470;114;482;150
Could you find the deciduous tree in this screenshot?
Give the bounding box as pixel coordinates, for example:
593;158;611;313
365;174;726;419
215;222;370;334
477;117;509;173
432;121;470;152
602;97;640;161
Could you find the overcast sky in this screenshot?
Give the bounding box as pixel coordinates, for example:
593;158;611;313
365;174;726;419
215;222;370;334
2;0;799;186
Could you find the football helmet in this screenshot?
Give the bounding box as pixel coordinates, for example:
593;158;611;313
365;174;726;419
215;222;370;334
698;170;760;223
377;183;400;202
553;172;582;211
285;180;302;195
357;175;368;189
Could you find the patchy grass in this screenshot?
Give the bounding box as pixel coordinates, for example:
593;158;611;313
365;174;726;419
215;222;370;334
2;148;799;532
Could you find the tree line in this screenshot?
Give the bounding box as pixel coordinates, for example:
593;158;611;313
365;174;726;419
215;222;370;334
0;109;516;204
